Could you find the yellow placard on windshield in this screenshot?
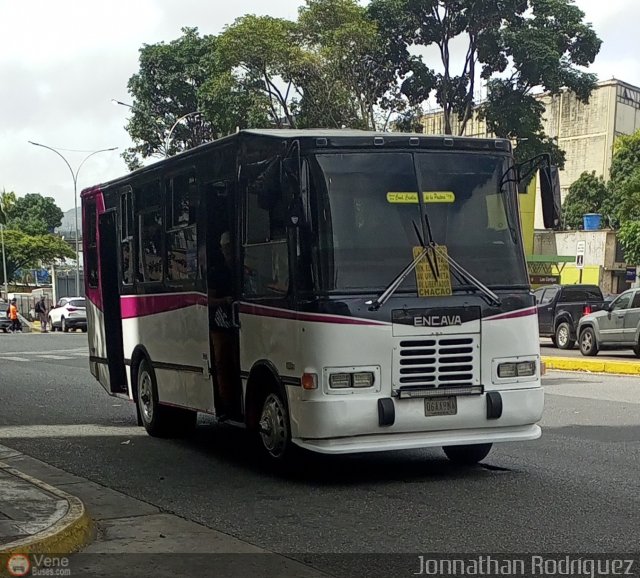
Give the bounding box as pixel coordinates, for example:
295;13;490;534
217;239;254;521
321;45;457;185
414;245;453;297
387;192;455;204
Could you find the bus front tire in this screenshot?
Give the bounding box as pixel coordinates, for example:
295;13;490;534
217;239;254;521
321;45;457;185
256;388;293;463
136;358;196;438
443;443;492;465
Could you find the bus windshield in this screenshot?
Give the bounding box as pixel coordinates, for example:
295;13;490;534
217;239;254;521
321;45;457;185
310;151;528;293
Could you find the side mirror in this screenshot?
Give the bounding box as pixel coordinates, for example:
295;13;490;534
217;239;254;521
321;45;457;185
540;164;562;230
248;157;281;210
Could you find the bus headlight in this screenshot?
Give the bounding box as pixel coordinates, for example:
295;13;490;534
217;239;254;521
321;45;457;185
329;371;375;389
497;363;517;378
324;366;381;394
352;372;375;388
329;373;352;388
497;361;536;379
516;361;536;377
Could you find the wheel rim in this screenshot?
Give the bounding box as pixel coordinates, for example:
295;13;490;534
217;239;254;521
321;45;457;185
557;325;569;347
259;393;288;458
138;370;154;423
581;331;593;352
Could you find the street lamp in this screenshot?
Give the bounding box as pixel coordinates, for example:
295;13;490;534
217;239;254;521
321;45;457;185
28;141;118;295
165;111;203;157
111;100;204;157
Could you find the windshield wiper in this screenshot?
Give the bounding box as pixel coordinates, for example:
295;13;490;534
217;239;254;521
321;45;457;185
429;242;502;306
366;246;430;311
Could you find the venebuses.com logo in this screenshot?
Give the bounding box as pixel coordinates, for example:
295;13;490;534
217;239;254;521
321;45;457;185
6;554;31;577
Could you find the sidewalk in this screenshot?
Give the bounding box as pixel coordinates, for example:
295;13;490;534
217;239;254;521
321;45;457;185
0;445;328;577
0;449;92;560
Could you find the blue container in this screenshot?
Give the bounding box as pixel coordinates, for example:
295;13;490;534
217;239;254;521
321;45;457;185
583;213;602;231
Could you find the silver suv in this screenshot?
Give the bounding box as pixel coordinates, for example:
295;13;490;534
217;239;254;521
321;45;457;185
577;289;640;357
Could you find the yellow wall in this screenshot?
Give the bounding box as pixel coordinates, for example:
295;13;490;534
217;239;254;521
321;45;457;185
519;176;537;257
554;264;600;285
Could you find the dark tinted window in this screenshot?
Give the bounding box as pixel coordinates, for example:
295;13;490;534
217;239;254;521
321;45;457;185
612;291;632;311
70;299;86;308
168;174;197;228
120;187;134;285
632;292;640;309
540;288;558;305
167;228;198;281
561;287;602;302
85;199;99;288
139;210;163;283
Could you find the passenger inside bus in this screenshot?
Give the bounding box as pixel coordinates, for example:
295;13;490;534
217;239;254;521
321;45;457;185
208;231;241;420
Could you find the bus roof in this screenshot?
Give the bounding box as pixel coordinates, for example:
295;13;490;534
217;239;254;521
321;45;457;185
81;128;512;197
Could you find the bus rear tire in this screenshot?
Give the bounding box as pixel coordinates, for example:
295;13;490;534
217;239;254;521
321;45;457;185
136;358;196;438
443;443;492;465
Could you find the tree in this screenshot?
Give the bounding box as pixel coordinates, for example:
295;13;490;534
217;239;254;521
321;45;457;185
123;27;269;169
0;229;75;285
602;130;640;264
297;0;402;130
5;193;64;236
369;0;601;164
561;171;609;230
217;15;304;128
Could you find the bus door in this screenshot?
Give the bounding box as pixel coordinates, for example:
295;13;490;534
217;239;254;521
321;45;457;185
98;210;128;394
205;181;242;419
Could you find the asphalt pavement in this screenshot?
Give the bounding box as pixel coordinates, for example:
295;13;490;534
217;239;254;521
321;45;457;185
0;332;638;576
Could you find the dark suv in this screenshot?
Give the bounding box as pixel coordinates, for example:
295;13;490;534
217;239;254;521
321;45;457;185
534;284;605;349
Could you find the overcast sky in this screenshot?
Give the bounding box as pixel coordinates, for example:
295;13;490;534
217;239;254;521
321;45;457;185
1;0;638;213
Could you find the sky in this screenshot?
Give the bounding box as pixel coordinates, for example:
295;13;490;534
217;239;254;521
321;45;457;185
1;0;638;213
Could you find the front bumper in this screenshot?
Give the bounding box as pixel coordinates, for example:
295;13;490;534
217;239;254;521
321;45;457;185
289;386;544;454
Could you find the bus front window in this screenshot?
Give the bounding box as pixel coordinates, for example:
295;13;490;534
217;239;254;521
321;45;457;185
310;151;528;294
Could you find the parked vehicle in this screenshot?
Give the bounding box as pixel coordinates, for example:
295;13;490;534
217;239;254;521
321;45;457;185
534;284;605;349
0;309;11;332
48;297;87;332
577;288;640;357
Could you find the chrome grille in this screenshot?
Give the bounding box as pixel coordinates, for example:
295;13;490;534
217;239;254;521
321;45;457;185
393;336;480;392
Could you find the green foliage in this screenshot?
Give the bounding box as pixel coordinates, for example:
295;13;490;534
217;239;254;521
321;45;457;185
369;0;601;161
618;221;640;267
217;15;302;128
296;0;401;129
0;229;75;284
123;27;269;169
5;193;64;236
561;171;609;230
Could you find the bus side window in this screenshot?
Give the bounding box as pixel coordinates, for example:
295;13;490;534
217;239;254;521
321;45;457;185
85;200;99;288
243;183;289;297
166;174;198;282
120;187;134;285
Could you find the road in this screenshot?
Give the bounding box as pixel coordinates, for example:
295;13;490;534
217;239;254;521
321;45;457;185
540;338;640;360
0;333;638;573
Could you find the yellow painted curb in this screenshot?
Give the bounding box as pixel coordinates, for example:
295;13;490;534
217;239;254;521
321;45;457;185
0;463;93;559
542;356;640;376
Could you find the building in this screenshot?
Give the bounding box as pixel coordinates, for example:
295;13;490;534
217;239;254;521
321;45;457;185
421;79;640;228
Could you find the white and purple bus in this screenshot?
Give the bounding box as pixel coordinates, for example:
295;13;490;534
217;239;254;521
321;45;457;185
82;129;552;465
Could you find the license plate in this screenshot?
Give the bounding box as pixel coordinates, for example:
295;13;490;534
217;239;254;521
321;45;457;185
424;397;457;416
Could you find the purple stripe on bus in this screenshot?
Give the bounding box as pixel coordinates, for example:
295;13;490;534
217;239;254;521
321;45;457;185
120;293;208;319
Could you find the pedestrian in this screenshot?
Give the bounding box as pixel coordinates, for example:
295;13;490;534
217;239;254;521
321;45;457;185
35;295;49;332
8;298;20;333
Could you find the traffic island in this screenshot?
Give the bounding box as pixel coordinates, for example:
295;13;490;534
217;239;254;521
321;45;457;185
0;461;93;567
542;356;640;376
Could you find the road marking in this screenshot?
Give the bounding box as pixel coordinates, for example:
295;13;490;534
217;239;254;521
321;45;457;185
0;356;29;362
37;355;74;360
0;347;88;356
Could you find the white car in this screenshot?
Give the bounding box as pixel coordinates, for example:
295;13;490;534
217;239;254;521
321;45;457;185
48;297;87;332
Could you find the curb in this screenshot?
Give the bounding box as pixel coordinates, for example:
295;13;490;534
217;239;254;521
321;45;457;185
542;356;640;376
0;462;93;557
